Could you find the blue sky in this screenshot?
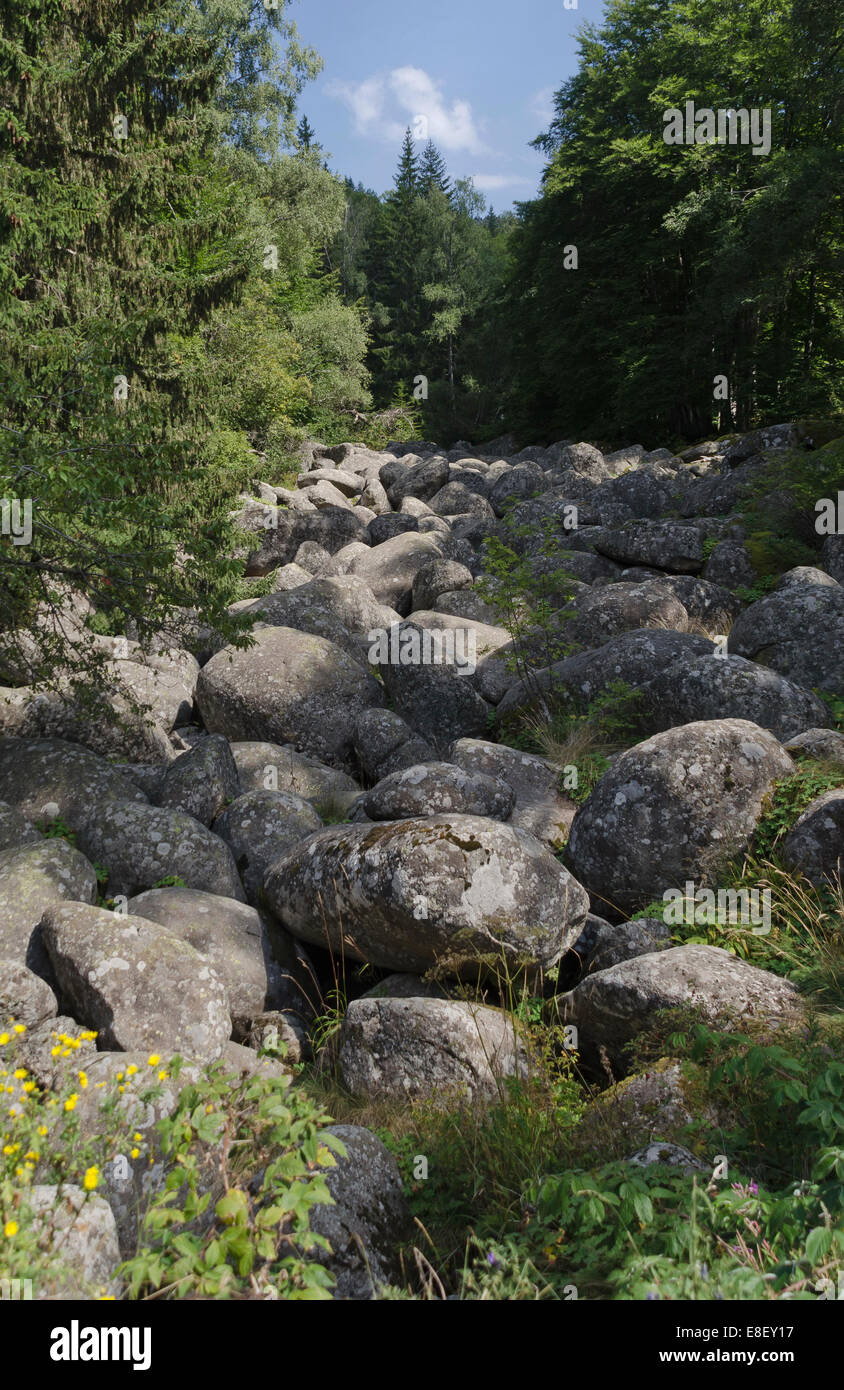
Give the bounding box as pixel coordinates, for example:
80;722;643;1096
289;0;608;210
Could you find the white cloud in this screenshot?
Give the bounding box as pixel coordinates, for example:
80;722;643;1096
469;173;535;191
327;67;487;154
530;85;556;127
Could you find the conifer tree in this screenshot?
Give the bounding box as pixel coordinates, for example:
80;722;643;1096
0;0;319;689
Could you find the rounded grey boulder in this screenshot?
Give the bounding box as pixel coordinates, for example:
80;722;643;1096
337;997;526;1104
196;627;383;774
353;761;515;822
559;943;803;1072
566;719;794;914
263;814;589;977
42;901;232;1060
74;800;245;901
212;789;323;903
782;790;844;886
127;886;302;1037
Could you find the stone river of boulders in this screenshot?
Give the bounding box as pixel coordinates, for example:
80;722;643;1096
2;425;843;1295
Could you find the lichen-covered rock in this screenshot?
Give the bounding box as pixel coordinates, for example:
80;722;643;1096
0;799;41;852
308;1124;413;1300
263;815;589;976
240;574;400;665
377;622;491;747
627;1143;708;1174
728;584;844;695
0;958;58;1027
352;762;514;823
28;1185;123;1299
584;1059;716;1152
495;629;713;722
42;901;231;1058
74;800;244;900
11;1013;98;1088
157;733;241;826
337;997;527;1104
701;539;757;591
784;727;844;766
568;581;690;647
0;737;147;829
782;790;844;886
345;531;448;614
656;574;742;630
640;653;830;743
558;944;803;1072
593;520;704;573
566;719;794;913
126;887;300;1037
352;708;436;784
230;739;361;815
450;738;577;848
380;453;449;508
212;789;323;903
0;837;98;977
196;627;383;773
412;558;474;613
585;917;672;975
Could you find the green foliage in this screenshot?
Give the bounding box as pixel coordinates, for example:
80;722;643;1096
476;511;582;696
379;1036;585;1252
818;690;844;733
506;0;844;443
0;1021;151;1297
0;0;369;705
121;1057;345;1300
753;763;844;859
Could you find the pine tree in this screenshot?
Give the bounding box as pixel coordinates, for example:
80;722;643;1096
366;130;426;399
0;0;320;692
296;115;317;151
418;141;452;199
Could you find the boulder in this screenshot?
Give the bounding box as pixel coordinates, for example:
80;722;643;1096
377;622;491;748
449;738;576;848
412;558;474;613
0;737;146;830
307;1125;412;1299
782;790;844;886
196;627;383;774
353;709;437;785
42;901;231;1059
568;580;690;647
784;728;844;766
640;652;831;743
728;585;844;695
27;1185;122;1299
593;521;704;573
352;762;514;822
127;886;299;1037
337;997;526;1104
263;815;589;977
230;740;361;814
73;800;245;901
212;789;323;903
0;799;41;852
345;532;447;614
0;838;98;977
0;959;58;1027
566;719;794;914
157;734;240;826
559;944;803;1071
